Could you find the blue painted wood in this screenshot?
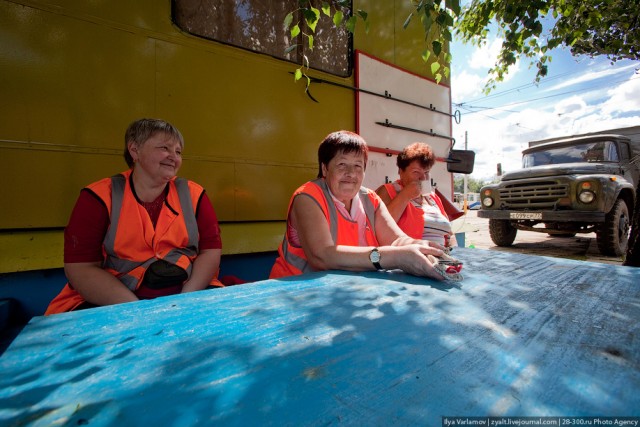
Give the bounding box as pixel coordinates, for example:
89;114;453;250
0;248;639;426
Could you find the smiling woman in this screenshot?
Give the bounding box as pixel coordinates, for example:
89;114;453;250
269;130;461;281
44;118;224;314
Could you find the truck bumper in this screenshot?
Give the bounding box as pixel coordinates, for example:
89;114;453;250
477;210;605;222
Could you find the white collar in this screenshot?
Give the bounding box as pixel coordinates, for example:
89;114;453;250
327;186;362;219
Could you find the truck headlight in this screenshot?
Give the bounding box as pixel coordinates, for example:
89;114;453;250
482;197;494;207
578;190;595;203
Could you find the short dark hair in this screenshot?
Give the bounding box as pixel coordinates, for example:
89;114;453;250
124;118;184;167
317;131;369;178
396;142;435;171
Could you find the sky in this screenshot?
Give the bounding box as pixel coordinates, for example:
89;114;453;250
450;37;640;182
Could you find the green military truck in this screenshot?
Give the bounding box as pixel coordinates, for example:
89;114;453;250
478;130;640;256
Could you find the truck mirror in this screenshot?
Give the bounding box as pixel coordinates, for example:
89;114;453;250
446;149;475;174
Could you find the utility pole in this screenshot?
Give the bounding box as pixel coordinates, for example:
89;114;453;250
463;131;468;211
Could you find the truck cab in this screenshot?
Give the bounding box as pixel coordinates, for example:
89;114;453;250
478;134;639;256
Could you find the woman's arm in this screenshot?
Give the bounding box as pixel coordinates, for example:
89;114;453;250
291;194;374;271
63;191;139;306
291;194;445;279
65;262;139;306
181;248;222;292
182;191;222;292
375;191;446;251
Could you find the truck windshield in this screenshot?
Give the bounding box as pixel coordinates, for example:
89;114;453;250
523;141;619;167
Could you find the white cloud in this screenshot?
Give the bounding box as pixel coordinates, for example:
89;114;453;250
542;63;639;93
451;69;486;101
469;38;504;69
466;38;521;83
452;39;526;112
601;75;640;115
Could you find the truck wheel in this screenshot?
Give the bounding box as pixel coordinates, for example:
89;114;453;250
489;219;517;246
597;199;630;257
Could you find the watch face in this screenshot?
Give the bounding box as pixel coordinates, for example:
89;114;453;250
370;249;381;263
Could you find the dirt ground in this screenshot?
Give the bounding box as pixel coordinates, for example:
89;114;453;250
451;209;625;266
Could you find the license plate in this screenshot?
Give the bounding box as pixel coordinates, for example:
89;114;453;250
510;212;542;220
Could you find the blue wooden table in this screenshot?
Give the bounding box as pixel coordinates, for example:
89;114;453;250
1;248;639;426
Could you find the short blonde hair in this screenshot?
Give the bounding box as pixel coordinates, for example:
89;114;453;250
124;118;184;167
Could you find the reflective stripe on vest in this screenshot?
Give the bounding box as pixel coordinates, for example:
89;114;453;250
279;179;377;274
103;174;199;291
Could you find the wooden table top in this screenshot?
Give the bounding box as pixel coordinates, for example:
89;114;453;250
1;248;639;426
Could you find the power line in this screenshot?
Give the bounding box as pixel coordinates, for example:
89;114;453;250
456;74;640;116
457;69;580;106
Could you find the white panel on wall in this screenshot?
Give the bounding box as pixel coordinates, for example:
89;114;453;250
356;51;455;197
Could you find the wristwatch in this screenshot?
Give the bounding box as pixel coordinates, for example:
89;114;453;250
369;247;382;270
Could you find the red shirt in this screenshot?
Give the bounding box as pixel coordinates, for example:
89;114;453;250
65;188;222;263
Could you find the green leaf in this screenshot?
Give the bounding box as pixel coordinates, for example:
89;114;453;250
538;64;548;77
333;10;344;27
421;49;432;62
305;7;321;32
432;40;442;56
435;73;442;84
357;10;368;21
291;24;300;38
294;68;303;81
322;2;331;16
346;16;357;33
446;0;461;16
431;61;441;75
308;34;314;50
284;12;293;29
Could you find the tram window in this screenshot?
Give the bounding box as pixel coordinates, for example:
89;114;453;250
173;0;351;77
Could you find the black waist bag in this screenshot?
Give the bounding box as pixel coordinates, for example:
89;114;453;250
142;259;188;289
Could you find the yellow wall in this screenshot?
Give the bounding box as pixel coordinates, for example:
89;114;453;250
0;0;448;272
354;0;451;84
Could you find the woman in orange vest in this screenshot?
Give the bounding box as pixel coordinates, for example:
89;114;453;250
269;131;452;280
375;142;460;248
46;118;222;314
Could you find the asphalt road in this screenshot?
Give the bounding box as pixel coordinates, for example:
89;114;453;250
451;209;625;265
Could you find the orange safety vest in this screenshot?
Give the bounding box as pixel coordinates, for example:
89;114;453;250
269;179;380;279
383;182;449;240
46;169;209;314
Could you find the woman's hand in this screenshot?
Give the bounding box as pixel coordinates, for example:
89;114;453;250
182;248;221;292
379;244;446;280
424;239;446;251
401;244;447;280
399;180;421;200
